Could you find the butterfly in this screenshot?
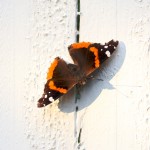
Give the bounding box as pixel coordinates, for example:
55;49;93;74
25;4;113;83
37;40;119;107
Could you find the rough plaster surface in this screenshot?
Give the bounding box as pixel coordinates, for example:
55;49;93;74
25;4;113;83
79;0;150;149
0;0;76;149
0;0;150;150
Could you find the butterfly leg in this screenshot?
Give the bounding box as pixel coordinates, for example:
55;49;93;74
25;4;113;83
87;75;103;81
75;84;81;103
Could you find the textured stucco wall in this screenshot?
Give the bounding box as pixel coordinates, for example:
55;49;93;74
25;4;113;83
0;0;150;150
0;0;76;149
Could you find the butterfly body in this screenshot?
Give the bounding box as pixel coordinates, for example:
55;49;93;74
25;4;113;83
38;40;119;107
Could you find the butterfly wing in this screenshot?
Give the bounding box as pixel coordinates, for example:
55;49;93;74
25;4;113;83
38;40;119;107
68;42;97;76
38;57;78;107
68;40;119;76
91;40;119;64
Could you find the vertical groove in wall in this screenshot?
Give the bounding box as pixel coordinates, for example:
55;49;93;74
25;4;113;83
74;0;81;149
115;1;118;150
76;0;80;43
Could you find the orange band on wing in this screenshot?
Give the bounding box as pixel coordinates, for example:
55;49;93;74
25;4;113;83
49;81;67;94
90;47;100;68
47;59;58;80
71;42;91;49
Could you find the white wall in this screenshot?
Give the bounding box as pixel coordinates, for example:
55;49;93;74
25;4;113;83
0;0;150;150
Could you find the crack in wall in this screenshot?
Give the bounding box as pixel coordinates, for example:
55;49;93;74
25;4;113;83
76;0;80;43
78;128;82;144
74;0;82;149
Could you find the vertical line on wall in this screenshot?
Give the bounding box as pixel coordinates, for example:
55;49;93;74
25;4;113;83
115;0;118;39
74;0;81;149
115;0;118;150
76;0;80;43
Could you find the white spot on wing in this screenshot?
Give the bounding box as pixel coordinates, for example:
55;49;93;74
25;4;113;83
104;45;108;48
49;97;54;102
45;95;47;98
105;50;111;57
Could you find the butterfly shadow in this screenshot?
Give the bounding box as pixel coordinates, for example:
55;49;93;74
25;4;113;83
58;41;126;113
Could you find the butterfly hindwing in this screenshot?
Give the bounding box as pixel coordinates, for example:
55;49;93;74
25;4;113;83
68;42;96;76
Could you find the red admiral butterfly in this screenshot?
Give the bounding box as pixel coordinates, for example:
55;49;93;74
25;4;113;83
38;40;119;107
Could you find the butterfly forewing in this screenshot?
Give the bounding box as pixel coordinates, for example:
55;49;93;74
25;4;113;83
38;57;78;107
68;40;119;76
